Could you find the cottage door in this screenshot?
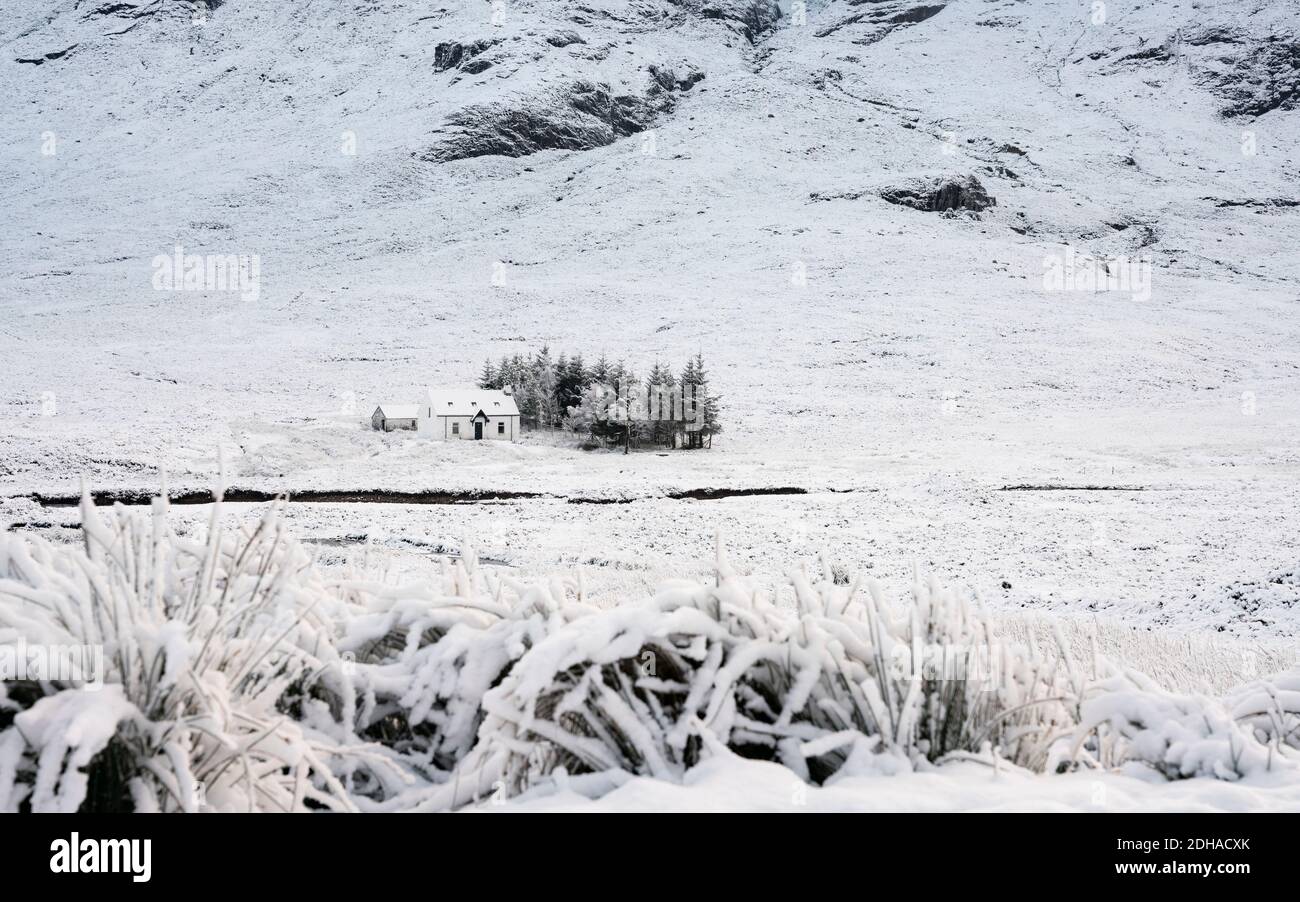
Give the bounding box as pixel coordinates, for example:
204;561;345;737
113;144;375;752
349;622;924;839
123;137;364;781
474;421;483;440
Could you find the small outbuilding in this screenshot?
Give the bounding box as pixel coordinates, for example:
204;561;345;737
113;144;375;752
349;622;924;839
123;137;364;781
371;404;419;432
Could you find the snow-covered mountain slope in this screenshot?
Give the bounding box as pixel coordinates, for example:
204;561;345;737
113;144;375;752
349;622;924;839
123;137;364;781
2;0;1298;466
1;1;1298;634
2;0;1297;475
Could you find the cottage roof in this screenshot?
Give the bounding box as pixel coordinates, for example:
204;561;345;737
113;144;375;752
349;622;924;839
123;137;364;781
374;404;419;419
425;389;520;418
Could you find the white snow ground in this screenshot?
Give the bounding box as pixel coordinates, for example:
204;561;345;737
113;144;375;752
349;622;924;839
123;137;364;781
478;750;1300;812
1;1;1298;809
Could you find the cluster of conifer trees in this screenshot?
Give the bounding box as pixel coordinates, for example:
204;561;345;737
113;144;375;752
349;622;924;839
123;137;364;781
477;347;722;449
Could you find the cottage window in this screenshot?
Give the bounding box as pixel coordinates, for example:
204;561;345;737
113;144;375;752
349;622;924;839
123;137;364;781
497;422;505;434
452;423;459;435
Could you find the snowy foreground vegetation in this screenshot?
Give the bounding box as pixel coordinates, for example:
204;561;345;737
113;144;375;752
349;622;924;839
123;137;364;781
1;494;1297;813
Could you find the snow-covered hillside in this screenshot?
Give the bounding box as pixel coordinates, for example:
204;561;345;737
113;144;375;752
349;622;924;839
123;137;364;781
2;1;1299;636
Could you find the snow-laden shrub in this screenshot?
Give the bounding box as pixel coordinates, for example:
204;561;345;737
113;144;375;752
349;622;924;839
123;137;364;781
779;562;1078;777
375;585;772;810
394;550;1078;808
341;555;596;779
0;492;367;812
1225;668;1300;752
1069;668;1296;781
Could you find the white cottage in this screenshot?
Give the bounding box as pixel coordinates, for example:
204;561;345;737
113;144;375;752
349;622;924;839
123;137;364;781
419;388;520;441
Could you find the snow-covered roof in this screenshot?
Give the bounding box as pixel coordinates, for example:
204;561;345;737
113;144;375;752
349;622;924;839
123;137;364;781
374;404;419;419
425;388;520;418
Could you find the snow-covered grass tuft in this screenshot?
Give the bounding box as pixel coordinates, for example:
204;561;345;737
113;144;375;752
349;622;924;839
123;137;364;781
403;546;1079;808
0;490;363;812
1226;670;1300;753
1000;612;1298;695
1070;669;1296;780
341;555;596;780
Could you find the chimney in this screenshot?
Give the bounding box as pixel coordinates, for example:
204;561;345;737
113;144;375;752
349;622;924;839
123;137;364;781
503;384;513;396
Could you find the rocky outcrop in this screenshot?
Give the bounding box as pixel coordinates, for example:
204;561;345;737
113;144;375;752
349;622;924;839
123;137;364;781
545;31;586;48
16;45;77;65
1112;26;1300;118
434;39;499;73
648;62;705;93
698;0;782;44
1204;196;1300;211
877;174;996;213
421;66;704;162
815;2;946;42
1188;30;1300;117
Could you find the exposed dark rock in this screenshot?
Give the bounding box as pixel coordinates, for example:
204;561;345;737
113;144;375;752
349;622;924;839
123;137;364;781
699;0;782;44
1184;26;1248;47
86;3;144;16
886;3;946;26
16;45;76;65
877;174;996;213
810;174;996;215
86;0;223;17
1111;26;1300;118
816;2;945;41
1205;196;1300;210
1189;33;1300;117
426;85;617;161
459;57;493;75
546;30;586;48
648;63;705;93
1116;41;1174;64
434;39;498;73
812;68;843;90
423;69;700;162
809;189;869;202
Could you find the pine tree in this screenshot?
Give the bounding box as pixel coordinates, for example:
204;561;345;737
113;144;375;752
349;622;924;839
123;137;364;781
589;353;610;390
692;352;722;446
567;353;587;397
556;353;587;417
679;354;721;449
507;353;538;426
679;355;699;444
553;352;569;419
532;345;557;427
478;358;498;390
645;361;677;447
497;354;514;393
